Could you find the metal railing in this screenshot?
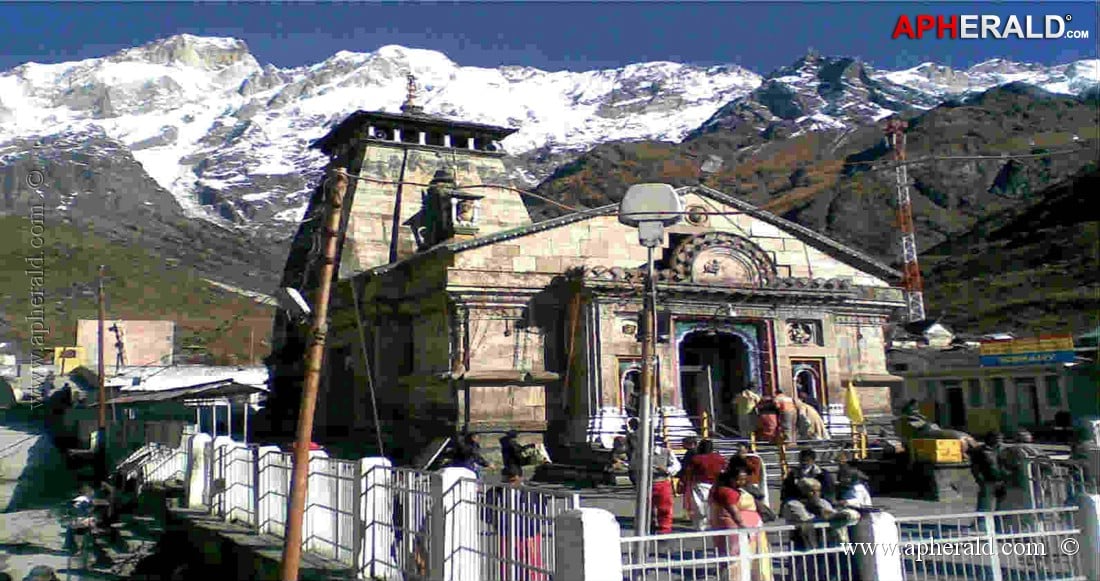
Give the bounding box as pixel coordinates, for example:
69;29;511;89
358;465;436;581
257;447;292;536
143;445;189;484
621;520;857;581
1028;460;1087;509
210;442;256;526
445;478;580;581
894;507;1085;581
303;457;358;563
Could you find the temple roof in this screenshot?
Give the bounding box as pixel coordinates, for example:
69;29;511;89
311;109;517;156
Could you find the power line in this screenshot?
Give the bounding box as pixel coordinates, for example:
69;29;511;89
839;145;1090;169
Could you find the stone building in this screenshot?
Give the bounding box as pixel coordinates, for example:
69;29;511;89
266;95;907;460
887;323;1093;436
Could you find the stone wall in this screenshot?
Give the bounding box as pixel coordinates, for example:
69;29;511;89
340;143;530;276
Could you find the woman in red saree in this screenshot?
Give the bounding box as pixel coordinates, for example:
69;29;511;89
709;468;773;581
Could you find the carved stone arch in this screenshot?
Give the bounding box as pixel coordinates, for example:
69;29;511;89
670;232;777;286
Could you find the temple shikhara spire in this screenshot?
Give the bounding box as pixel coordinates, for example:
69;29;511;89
400;72;424;116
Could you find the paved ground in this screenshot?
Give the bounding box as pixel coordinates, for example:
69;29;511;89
0;506;163;581
531;480;977;532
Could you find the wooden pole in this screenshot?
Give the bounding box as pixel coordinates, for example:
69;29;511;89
96;265;107;482
279;166;348;581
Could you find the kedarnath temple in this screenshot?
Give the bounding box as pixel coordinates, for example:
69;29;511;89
263;80;907;461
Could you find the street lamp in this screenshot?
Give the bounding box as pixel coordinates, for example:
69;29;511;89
618;183;682;536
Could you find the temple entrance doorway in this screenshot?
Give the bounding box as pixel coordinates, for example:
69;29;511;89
679;331;751;433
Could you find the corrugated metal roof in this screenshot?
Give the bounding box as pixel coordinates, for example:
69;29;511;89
98;380;263;405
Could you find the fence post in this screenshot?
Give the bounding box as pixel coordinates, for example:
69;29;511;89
429;471;446;580
356;458;394;580
255;445;281;534
185;432;212;509
305;450;332;557
211;435;234;519
854;510;903;581
554;508;623;581
251;445;261;530
984;513;1004;581
435;467;478;581
1080;494;1100;581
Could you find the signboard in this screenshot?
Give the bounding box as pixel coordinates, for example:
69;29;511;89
979;335;1075;367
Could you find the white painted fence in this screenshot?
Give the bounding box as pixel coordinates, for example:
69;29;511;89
129;434;581;580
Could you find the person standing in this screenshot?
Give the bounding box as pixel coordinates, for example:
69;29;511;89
971;432;1007;512
678;437;700;519
795;399;828;441
500;430;531;474
450;433;494;476
489;465;549;581
774;390;797;445
754;398;780;444
635;443;679;533
682;439;727;530
709;468;774;581
733;388;761;437
1001;430;1042;510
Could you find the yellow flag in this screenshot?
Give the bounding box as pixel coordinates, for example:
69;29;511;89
845;380;864;425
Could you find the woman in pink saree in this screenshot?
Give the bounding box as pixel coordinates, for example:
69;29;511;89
709;467;773;581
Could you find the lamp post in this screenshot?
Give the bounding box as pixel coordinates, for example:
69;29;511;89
618;183;682;536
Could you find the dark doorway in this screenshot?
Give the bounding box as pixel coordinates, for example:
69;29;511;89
1016;378;1040;427
622;368;641;417
679;331;750;429
946;387;967;429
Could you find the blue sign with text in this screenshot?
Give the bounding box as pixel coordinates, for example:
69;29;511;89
979;351;1076;367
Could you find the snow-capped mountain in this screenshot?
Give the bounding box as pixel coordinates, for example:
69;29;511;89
0;34;1097;243
691;52;1100;140
0;34;762;229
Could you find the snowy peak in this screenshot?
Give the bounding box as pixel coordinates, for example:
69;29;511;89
111;34;257;71
881;57;1100;99
693;53;899;138
692;51;1099;141
1;35;1097;248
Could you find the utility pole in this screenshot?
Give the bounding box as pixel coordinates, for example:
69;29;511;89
279;166;348;581
96;265;107;482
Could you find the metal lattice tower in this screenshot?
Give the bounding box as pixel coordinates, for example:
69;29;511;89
885;118;926;322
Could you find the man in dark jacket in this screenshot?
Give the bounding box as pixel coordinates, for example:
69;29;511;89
450;433;493;476
782;448;837;503
500;430;532;473
972;432;1007;512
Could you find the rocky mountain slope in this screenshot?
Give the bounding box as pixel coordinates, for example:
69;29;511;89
920;168;1099;335
533;83;1100;268
0;34;1097;297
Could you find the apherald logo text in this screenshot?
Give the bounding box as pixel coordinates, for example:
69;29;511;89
893;14;1089;40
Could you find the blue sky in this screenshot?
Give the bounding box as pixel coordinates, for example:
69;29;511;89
0;2;1096;74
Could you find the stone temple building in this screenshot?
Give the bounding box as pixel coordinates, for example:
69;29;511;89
264;91;907;461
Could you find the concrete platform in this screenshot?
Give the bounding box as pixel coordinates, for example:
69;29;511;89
165;507;353;581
